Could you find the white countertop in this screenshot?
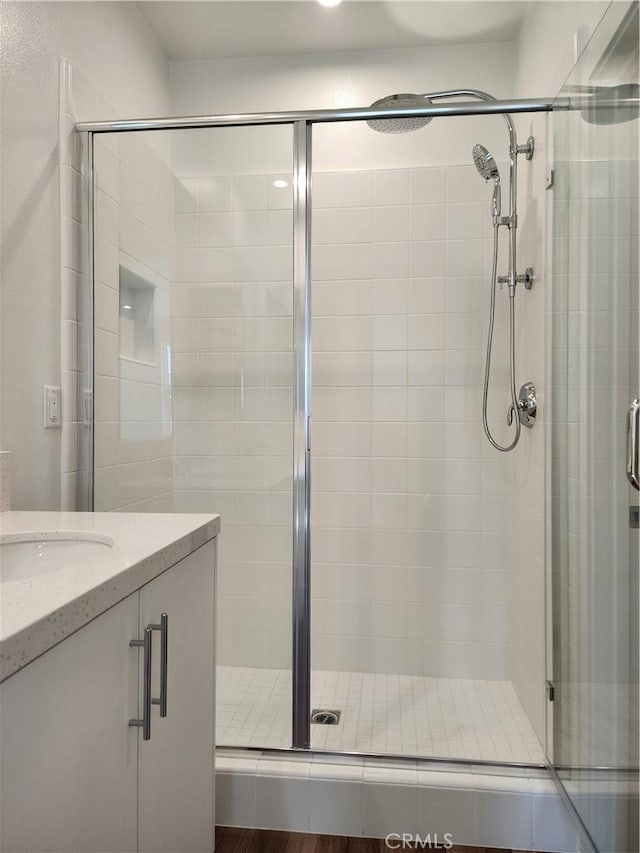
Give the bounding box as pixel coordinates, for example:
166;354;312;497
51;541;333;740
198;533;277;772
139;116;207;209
0;512;220;681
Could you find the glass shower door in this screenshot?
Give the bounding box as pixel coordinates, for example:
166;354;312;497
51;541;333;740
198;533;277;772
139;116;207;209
92;123;296;749
549;3;639;850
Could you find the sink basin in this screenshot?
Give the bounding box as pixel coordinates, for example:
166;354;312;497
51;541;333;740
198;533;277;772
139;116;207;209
0;532;116;583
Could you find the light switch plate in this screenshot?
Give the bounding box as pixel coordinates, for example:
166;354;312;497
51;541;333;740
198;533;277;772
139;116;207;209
44;385;61;429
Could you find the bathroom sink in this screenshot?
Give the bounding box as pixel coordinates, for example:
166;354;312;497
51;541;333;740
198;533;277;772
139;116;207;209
0;532;116;583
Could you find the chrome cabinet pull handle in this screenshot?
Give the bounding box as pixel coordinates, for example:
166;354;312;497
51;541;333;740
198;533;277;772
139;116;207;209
628;399;640;491
150;613;168;717
129;626;153;740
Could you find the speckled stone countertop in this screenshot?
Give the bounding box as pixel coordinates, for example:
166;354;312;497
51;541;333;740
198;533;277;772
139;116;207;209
0;512;220;682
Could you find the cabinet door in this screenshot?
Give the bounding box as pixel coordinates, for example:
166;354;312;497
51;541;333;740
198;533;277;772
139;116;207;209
138;540;216;853
0;595;139;853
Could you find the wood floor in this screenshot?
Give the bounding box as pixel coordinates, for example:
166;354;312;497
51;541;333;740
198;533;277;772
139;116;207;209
215;827;530;852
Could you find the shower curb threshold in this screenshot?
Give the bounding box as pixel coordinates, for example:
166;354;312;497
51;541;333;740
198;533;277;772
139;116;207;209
215;748;581;852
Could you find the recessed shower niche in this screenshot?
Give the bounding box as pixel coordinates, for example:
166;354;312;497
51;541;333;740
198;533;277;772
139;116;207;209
119;264;155;363
118;262;172;443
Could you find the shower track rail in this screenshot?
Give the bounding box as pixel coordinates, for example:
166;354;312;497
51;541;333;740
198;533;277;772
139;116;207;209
75;94;640;134
79;96;570;133
76;90;634;759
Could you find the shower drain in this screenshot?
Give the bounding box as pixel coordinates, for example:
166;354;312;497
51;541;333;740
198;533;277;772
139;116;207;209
311;709;341;725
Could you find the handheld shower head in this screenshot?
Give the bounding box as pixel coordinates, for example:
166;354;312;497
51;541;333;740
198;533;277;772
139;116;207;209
367;94;433;134
472;143;499;180
472;143;501;219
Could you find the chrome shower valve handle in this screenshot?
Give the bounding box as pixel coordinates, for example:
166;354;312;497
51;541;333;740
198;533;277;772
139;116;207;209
507;382;537;429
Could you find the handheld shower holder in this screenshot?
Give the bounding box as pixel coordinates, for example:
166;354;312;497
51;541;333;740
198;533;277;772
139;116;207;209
498;267;534;290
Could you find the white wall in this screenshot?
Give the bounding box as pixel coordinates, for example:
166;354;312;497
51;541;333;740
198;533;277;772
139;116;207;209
170;42;515;173
0;1;170;509
510;0;611;741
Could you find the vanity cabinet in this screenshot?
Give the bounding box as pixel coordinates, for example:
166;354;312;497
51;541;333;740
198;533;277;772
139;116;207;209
0;540;216;853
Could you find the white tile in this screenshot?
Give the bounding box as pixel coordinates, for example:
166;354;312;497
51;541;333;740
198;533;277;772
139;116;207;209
174;178;198;213
408;351;444;385
372;388;407;421
338;171;373;207
200;248;233;281
374;206;409;242
232;175;267;211
373;243;409;278
363;777;418;839
314;352;371;387
268;176;293;210
408;278;445;314
410;204;446;241
446;165;485;203
373;316;406;350
476;791;533;849
410;168;446;204
407;314;444;350
418;786;476;846
408;423;443;458
215;771;257;828
308;778;364;836
372;279;408;315
374;169;410;206
407;388;444;421
201;212;233;247
372;351;406;386
199;176;232;212
409;241;446;278
446;239;484;277
255;774;309;832
532;794;580;853
445;313;484;349
447;203;484;240
314;207;372;244
175;214;198;248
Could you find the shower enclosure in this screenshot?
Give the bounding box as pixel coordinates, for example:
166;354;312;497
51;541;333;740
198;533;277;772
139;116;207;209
83;101;545;764
77;3;638;845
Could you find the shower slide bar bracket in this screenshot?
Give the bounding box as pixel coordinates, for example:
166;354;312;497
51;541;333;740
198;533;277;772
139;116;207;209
517;136;535;160
497;267;535;290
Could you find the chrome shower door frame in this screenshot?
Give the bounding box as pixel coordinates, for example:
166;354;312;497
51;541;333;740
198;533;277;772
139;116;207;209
291;121;313;749
78;94;562;755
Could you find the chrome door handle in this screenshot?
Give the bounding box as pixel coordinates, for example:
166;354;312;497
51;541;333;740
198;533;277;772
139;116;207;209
129;626;153;740
150;613;168;717
628;399;640;491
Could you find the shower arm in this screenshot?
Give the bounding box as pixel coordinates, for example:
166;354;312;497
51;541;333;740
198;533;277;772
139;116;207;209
420;89;526;295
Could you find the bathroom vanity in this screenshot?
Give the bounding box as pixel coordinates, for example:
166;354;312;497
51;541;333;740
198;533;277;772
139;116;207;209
0;512;219;853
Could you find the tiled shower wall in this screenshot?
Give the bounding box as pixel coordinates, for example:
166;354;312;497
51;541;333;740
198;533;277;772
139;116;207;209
170;171;295;668
171;162;516;680
60;61;175;513
310;165;512;679
91;129;175;512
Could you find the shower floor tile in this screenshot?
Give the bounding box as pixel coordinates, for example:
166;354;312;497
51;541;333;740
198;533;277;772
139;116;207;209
217;666;545;764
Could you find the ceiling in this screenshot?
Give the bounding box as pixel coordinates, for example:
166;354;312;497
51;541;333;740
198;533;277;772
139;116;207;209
137;1;531;62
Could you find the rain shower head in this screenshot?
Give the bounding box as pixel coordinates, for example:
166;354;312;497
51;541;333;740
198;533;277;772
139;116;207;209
472;143;499;181
472;143;501;219
367;94;433;133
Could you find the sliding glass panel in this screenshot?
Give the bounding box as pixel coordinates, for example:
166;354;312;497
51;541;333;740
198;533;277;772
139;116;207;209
549;3;639;850
310;115;544;762
92;124;295;748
